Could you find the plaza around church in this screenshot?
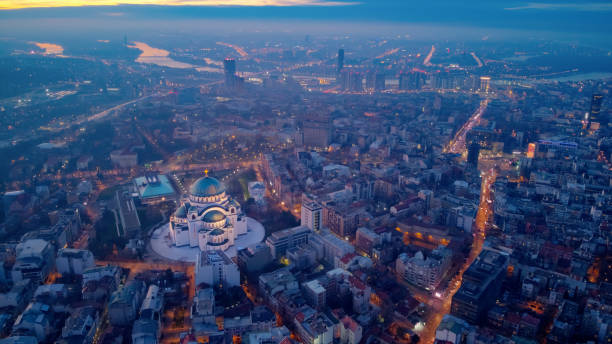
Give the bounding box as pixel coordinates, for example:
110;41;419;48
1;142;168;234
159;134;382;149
150;217;265;262
149;173;265;262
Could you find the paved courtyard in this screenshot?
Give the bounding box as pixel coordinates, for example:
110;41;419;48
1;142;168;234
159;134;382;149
150;217;265;262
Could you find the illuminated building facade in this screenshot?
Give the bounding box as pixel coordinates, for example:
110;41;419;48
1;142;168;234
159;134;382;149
479;76;491;93
169;172;247;252
588;93;604;130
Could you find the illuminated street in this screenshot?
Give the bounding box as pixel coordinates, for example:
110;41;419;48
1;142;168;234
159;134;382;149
445;99;489;155
417;168;496;343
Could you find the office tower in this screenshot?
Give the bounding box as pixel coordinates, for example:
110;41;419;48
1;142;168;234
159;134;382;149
365;71;384;91
301;201;322;231
340;70;363;92
399;72;409;90
399;71;425;90
365;70;375;90
337;49;344;75
340;70;350;90
224;58;237;88
467;142;480;168
588;93;604;130
374;73;386;91
451;249;508;324
351;72;363;92
303;113;332;147
432;71;457;90
479;76;491;93
346;71;362;92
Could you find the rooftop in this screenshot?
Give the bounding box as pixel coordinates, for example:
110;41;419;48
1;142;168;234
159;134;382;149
455;249;508;301
16;239;50;259
134;174;175;199
268;225;311;242
198;250;233;267
304;279;326;294
57;248;92;259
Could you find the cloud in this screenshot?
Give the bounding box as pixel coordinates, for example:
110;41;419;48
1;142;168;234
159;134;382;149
0;0;359;10
505;2;612;11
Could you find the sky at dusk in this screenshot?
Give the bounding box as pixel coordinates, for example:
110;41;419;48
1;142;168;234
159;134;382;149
0;0;610;45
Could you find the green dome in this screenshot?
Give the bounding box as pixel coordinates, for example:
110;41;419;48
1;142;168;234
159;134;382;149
209;228;225;236
174;205;187;218
190;176;225;197
173;203;190;218
203;210;226;223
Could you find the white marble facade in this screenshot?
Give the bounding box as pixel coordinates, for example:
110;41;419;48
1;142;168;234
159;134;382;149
169;174;247;253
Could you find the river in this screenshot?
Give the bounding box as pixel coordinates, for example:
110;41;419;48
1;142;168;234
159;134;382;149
129;41;222;73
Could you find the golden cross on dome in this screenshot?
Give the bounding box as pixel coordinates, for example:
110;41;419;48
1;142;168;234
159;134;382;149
204;169;209;176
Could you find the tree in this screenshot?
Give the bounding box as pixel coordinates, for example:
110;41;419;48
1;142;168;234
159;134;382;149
89;210;126;259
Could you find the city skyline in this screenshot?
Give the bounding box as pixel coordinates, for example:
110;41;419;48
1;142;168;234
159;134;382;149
0;2;610;344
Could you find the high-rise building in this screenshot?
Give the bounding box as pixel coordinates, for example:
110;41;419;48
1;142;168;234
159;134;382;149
303;114;332;148
399;71;426;90
467;142;480;168
337;49;344;75
365;71;385;91
432;71;458;90
340;70;350;90
399;72;408;90
350;72;363;92
365;70;375;90
588;93;604;130
451;249;508;324
374;73;386;91
479;76;491;93
224;58;237;88
301;201;322;231
341;71;363;92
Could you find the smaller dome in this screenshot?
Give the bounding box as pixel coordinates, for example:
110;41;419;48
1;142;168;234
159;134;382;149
209;228;225;236
203;210;226;223
173;204;189;218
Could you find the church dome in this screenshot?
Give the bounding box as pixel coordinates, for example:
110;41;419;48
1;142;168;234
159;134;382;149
203;210;226;223
209;228;225;236
190;176;225;197
173;205;187;218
